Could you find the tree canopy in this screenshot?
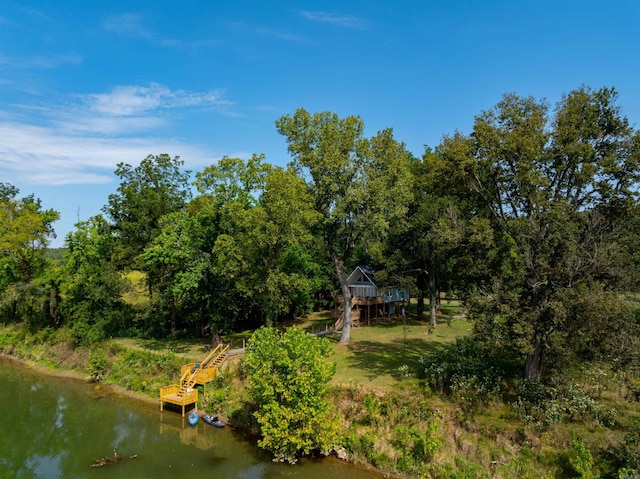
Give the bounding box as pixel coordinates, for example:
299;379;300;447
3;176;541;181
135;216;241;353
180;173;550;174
441;86;640;379
3;85;640;386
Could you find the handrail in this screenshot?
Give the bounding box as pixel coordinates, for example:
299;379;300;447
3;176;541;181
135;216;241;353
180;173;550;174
201;344;230;369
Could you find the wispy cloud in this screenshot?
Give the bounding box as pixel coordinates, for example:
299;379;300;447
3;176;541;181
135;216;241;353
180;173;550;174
103;13;219;48
256;26;311;43
228;21;312;44
0;122;214;185
0;53;83;69
300;11;371;30
82;83;229;117
0;84;232;185
103;13;154;39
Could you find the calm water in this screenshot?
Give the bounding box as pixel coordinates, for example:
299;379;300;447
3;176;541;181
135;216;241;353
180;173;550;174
0;358;382;479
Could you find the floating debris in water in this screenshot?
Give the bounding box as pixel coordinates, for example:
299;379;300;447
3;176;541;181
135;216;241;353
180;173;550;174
90;450;138;468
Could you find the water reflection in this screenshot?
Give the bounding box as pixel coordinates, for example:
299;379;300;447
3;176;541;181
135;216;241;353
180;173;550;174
0;358;382;479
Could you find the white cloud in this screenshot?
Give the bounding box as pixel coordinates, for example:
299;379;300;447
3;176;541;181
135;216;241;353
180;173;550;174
0;122;217;185
0;84;232;185
82;83;229;117
300;11;370;30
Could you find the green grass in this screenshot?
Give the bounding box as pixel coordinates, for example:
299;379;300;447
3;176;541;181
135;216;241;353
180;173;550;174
113;337;204;361
122;270;149;306
326;317;472;388
112;303;472;390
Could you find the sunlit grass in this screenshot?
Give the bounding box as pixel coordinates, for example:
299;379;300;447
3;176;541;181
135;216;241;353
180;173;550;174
122;270;149;306
327;317;472;388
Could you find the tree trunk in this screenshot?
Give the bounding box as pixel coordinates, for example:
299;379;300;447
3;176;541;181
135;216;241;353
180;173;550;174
525;334;544;380
170;299;177;340
417;290;424;320
429;257;437;328
333;254;352;344
430;289;437;328
416;269;427;320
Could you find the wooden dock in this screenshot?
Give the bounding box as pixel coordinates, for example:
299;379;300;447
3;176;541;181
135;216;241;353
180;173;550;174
160;344;230;416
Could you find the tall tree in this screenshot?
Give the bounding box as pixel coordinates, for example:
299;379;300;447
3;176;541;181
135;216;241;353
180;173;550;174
276;110;413;343
442;86;640;380
193;157;325;330
140;211;209;339
103;154;192;269
62;215;131;343
0;184;59;326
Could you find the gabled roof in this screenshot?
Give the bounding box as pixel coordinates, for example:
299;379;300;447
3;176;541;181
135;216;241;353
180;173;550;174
346;265;377;286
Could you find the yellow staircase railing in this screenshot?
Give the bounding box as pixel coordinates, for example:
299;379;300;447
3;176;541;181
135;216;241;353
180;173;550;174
160;343;230;416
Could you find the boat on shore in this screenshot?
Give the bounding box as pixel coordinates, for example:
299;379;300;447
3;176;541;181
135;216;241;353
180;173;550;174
202;413;225;428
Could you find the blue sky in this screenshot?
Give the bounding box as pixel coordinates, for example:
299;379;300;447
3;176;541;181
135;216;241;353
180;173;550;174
2;1;640;247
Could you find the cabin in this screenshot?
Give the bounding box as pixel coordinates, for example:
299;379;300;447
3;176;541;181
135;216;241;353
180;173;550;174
333;265;410;329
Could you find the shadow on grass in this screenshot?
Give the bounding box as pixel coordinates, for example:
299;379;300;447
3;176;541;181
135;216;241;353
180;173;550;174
129;339;200;355
340;336;444;382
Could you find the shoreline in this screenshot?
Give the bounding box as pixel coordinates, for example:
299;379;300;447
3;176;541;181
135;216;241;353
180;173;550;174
0;353;160;409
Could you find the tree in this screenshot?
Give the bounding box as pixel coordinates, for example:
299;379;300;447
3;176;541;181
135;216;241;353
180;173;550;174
276;109;413;343
193;157;325;330
244;327;338;463
103;154;192;269
62;215;131;343
0;184;59;326
441;86;640;380
261;167;326;321
140;211;210;339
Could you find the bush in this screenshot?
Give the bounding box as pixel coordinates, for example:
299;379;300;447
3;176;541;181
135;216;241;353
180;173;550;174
419;337;503;412
512;380;617;428
244;327;339;463
88;348;108;382
569;438;595;479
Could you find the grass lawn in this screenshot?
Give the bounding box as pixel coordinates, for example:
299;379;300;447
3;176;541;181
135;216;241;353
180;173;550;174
327;317;471;389
113;302;472;391
289;308;472;389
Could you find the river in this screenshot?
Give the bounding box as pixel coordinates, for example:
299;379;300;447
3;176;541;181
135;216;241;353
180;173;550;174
0;357;383;478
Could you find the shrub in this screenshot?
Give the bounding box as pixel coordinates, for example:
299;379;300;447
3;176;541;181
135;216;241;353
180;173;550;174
88;348;108;382
244;327;339;463
569;438;595;479
420;337;503;412
512;380;617;428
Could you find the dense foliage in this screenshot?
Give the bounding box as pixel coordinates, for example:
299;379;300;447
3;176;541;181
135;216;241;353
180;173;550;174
244;327;338;463
1;85;640;475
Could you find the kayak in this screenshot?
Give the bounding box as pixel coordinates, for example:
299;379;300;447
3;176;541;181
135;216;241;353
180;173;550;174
201;414;225;428
188;411;198;426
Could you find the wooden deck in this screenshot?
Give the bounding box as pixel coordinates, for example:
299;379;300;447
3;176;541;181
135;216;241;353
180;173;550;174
160;344;230;416
160;385;198;417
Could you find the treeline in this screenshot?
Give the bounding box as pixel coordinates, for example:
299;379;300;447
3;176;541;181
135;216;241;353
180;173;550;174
2;85;640;382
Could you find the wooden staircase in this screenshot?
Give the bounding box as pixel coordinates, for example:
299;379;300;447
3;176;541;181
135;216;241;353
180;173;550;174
160;344;230;416
333;295;360;330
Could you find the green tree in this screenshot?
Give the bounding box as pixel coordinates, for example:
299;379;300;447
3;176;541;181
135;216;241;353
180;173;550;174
441;86;640;380
140;211;210;339
104;154;192;269
261;167;326;322
244;327;339;463
0;184;60;326
193;157;325;331
62;215;131;343
276;109;413;343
